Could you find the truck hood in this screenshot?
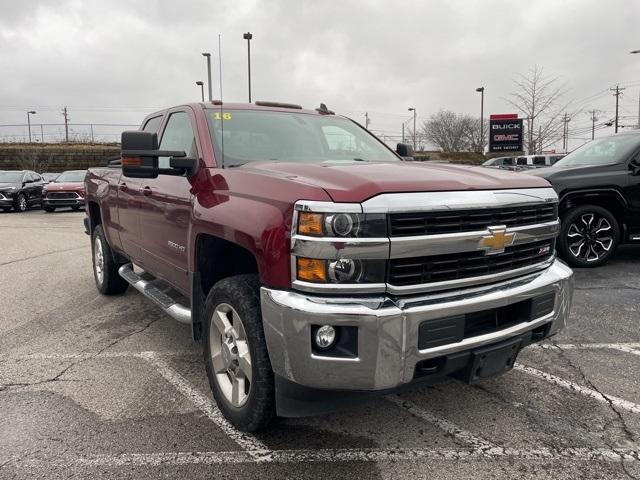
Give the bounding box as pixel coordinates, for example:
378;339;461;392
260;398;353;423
238;161;551;203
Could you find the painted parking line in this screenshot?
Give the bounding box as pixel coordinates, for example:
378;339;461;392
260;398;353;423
514;363;640;414
138;351;269;455
537;343;640;357
5;446;640;467
0;351;198;361
386;395;497;450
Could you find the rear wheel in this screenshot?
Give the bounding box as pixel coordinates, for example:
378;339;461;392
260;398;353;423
203;274;275;432
558;205;619;268
92;224;129;294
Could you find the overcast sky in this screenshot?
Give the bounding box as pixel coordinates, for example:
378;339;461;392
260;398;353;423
1;0;639;149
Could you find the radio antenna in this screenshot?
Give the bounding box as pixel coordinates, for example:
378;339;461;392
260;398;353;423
218;34;225;168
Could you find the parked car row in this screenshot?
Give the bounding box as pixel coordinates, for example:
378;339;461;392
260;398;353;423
483;154;565;170
0;169;87;213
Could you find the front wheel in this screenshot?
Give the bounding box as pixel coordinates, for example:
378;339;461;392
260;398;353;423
203;274;275;432
558;205;619;268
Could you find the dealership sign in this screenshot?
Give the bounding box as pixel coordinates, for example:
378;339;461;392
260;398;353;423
489;114;523;152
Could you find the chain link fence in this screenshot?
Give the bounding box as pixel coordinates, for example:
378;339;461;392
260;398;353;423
0;123;138;143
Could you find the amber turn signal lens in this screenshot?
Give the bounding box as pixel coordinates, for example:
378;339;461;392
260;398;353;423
298;212;324;236
296;257;327;283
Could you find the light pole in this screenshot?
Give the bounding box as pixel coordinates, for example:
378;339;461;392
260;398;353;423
202;52;212;101
408;108;416;150
196;81;205;101
243;32;253;102
476;87;485;153
27;111;36;143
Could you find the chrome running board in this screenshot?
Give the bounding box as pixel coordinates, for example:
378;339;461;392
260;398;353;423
118;263;191;324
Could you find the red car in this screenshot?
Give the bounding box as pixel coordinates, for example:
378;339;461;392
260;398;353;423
42;170;87;212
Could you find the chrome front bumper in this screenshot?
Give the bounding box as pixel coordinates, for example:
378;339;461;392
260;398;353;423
261;259;573;391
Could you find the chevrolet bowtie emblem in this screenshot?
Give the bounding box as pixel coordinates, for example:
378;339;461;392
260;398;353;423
479;226;516;255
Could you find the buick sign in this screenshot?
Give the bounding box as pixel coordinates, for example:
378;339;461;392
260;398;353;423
489;118;523;152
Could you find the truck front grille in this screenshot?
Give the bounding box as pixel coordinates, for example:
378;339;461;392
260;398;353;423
47;192;79;199
389;204;557;237
388;240;555;286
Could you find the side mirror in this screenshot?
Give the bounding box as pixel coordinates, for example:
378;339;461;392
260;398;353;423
121;131;161;179
121;131;198;178
396;143;414;159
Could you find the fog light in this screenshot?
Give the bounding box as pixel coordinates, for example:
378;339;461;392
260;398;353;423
314;325;336;349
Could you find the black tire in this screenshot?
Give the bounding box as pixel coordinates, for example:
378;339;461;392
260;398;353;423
203;274;275;432
558;205;619;268
43;206;55;212
91;224;129;295
14;194;27;212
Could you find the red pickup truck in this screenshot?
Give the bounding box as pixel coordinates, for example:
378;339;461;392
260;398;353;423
84;101;573;431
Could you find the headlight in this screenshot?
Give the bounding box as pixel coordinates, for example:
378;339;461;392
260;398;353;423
297;211;386;238
292;202;389;292
296;257;386;284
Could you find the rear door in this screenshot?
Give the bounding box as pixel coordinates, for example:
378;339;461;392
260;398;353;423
25;171;44;204
138;109;197;294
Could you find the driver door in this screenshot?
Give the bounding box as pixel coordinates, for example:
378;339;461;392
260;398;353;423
138;109;197;294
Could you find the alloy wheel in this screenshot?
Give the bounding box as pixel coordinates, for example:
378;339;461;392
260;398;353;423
566;212;613;263
17;195;27;212
209;303;252;408
93;237;104;285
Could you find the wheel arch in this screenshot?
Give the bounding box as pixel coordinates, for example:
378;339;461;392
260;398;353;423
559;188;627;233
190;233;260;342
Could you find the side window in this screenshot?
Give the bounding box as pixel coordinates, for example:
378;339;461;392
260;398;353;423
27;172;39;182
516;157;527;166
158;112;197;169
142;115;163;134
533;156;546;166
551;156;563;164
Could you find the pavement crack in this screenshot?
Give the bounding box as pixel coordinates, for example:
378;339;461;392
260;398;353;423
574;286;640;291
0;246;85;267
0;317;161;393
549;343;639;479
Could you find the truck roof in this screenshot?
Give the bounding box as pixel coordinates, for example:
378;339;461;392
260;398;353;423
148;101;337;118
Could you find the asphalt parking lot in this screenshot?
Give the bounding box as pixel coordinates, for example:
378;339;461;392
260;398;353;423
1;209;639;479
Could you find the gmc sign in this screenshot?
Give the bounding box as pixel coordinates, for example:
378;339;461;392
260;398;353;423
489;116;523;152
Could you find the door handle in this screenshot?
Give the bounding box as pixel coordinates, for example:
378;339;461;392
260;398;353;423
118;182;128;191
141;186;153;196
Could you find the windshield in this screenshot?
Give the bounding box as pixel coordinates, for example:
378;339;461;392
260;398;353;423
0;172;23;183
554;135;640;167
55;171;86;183
206;110;399;167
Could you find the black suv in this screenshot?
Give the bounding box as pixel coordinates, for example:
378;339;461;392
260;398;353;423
530;131;640;267
0;170;45;212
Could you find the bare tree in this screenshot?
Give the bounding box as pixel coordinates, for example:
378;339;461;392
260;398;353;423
507;65;569;153
463;118;489;153
421;110;483;152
